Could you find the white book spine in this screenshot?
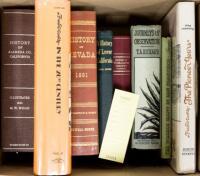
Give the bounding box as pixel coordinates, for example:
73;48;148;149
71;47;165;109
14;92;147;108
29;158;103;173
169;2;196;173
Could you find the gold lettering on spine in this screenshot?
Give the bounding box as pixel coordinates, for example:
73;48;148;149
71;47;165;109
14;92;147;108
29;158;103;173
72;51;95;59
71;36;95;59
71;36;95;43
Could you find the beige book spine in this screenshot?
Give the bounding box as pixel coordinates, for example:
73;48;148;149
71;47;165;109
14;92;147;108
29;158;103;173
34;0;71;175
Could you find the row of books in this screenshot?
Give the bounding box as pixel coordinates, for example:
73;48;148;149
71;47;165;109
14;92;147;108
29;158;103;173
0;0;198;175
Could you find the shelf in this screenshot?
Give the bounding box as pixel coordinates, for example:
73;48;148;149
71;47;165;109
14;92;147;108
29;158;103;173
0;165;32;176
0;164;199;176
0;165;181;176
0;152;198;176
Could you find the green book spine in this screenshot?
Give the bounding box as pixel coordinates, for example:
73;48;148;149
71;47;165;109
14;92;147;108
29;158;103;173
131;25;161;149
161;37;172;159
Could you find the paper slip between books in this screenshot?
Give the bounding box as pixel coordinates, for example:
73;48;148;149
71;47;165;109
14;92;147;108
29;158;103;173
99;89;139;163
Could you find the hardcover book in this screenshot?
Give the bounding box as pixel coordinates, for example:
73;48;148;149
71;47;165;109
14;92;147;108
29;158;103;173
163;2;196;174
112;36;131;92
97;31;113;145
34;0;71;175
161;37;172;159
131;25;161;149
1;9;34;152
71;11;99;156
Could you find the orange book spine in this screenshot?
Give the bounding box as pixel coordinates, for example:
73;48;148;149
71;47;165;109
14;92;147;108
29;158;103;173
34;0;71;175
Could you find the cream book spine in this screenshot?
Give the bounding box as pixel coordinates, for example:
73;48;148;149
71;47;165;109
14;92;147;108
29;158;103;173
34;0;71;175
163;2;196;174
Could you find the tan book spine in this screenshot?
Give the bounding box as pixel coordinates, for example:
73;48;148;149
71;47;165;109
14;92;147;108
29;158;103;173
34;0;71;175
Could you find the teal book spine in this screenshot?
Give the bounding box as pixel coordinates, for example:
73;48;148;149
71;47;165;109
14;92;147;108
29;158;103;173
131;25;161;149
161;37;172;159
97;31;113;145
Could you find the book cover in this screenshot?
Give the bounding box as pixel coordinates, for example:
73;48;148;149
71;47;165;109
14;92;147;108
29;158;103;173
1;9;34;152
34;0;71;175
161;37;172;159
112;36;131;92
97;31;113;146
163;2;196;173
131;25;161;150
71;11;99;156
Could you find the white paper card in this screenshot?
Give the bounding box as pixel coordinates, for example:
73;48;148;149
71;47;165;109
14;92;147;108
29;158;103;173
99;89;139;163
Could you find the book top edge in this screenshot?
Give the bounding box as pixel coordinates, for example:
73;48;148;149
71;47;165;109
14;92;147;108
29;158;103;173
71;11;96;14
175;1;195;6
2;9;34;13
113;36;130;39
130;25;161;30
97;30;113;34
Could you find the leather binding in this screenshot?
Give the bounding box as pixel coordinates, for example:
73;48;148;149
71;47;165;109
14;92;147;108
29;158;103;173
112;36;131;92
1;9;34;152
71;11;99;156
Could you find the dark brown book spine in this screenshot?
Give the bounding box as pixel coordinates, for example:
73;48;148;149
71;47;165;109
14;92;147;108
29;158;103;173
71;11;99;156
1;9;34;152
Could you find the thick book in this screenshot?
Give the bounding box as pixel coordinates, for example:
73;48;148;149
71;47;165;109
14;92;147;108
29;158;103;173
34;0;71;175
97;31;113;145
71;11;99;156
131;25;161;149
1;9;34;152
163;2;196;174
161;37;172;159
112;36;131;91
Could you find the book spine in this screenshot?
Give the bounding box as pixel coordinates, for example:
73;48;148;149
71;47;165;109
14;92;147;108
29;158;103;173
97;31;113;145
161;37;172;159
0;120;1;162
71;11;99;156
34;0;71;175
1;9;34;152
0;152;2;165
131;25;161;149
112;36;131;91
198;3;200;172
170;2;196;173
